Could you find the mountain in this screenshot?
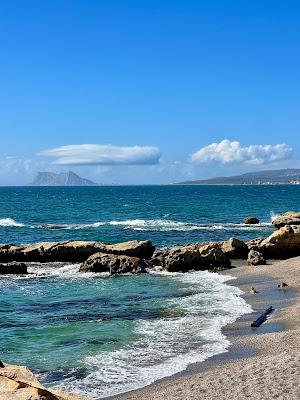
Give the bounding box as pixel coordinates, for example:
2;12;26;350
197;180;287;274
30;171;98;186
176;169;300;185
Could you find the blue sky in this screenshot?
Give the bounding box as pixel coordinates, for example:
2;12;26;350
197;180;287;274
0;0;300;184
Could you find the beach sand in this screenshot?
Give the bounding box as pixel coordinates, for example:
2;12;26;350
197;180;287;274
112;257;300;400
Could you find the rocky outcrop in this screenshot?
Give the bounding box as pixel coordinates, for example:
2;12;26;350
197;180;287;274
246;238;264;252
272;211;300;229
151;243;231;272
244;216;260;224
221;238;248;259
0;361;88;400
260;225;300;258
80;253;149;274
0;240;155;263
0;262;28;274
247;250;266;266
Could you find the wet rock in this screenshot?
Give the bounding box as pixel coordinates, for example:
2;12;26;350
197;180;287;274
80;252;149;275
0;262;28;274
221;237;248;259
244;216;260;224
0;240;155;263
247;250;266;266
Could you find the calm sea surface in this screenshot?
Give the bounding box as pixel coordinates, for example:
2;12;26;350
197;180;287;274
0;185;298;397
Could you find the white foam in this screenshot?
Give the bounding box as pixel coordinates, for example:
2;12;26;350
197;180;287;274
0;218;24;227
109;219;272;232
51;271;252;398
0;216;273;232
270;211;280;222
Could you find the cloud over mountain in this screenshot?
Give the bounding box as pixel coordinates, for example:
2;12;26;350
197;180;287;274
190;140;293;165
39;144;161;166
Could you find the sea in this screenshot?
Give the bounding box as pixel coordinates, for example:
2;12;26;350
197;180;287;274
0;185;299;398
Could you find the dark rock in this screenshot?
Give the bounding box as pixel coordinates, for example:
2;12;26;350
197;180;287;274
80;253;149;275
247;250;266;266
244;216;260;224
0;262;28;274
0;361;4;368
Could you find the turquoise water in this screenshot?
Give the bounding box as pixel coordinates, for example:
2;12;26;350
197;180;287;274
0;185;299;397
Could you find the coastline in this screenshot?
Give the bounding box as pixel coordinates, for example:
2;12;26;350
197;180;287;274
111;257;300;400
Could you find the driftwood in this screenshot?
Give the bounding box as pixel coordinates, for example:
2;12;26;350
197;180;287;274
251;306;273;327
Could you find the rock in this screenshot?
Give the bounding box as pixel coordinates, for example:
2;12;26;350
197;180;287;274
247;250;266;266
0;262;28;274
157;242;231;272
221;237;248;258
0;240;155;263
0;361;4;368
272;211;300;229
0;362;87;400
260;225;300;258
278;282;288;288
80;253;149;275
246;238;263;252
244;216;260;224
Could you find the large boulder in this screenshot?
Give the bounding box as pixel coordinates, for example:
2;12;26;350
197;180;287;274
0;361;87;400
272;211;300;229
79;252;149;275
244;216;260;224
221;238;248;259
0;240;155;263
154;242;231;272
260;225;300;258
0;262;28;274
247;250;266;266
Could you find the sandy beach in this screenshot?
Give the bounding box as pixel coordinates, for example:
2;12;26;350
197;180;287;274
113;257;300;400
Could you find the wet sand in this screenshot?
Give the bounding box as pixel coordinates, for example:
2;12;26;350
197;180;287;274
112;257;300;400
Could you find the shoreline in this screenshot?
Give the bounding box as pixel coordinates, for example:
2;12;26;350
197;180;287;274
111;257;300;400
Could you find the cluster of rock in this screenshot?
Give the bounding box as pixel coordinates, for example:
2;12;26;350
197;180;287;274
0;240;155;263
0;211;300;275
0;361;88;400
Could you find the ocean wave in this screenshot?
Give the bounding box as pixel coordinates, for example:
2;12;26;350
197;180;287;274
51;271;252;398
0;217;274;232
109;219;272;232
0;218;24;227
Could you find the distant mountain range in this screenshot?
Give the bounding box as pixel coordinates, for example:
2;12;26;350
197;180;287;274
30;171;98;186
176;169;300;185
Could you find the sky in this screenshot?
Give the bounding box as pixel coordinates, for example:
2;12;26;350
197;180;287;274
0;0;300;184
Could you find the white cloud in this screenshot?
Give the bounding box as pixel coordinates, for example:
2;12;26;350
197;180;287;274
39;144;161;165
190;140;293;165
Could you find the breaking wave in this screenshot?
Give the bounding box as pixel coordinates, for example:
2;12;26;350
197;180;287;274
0;218;24;227
50;271;252;398
0;217;274;232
